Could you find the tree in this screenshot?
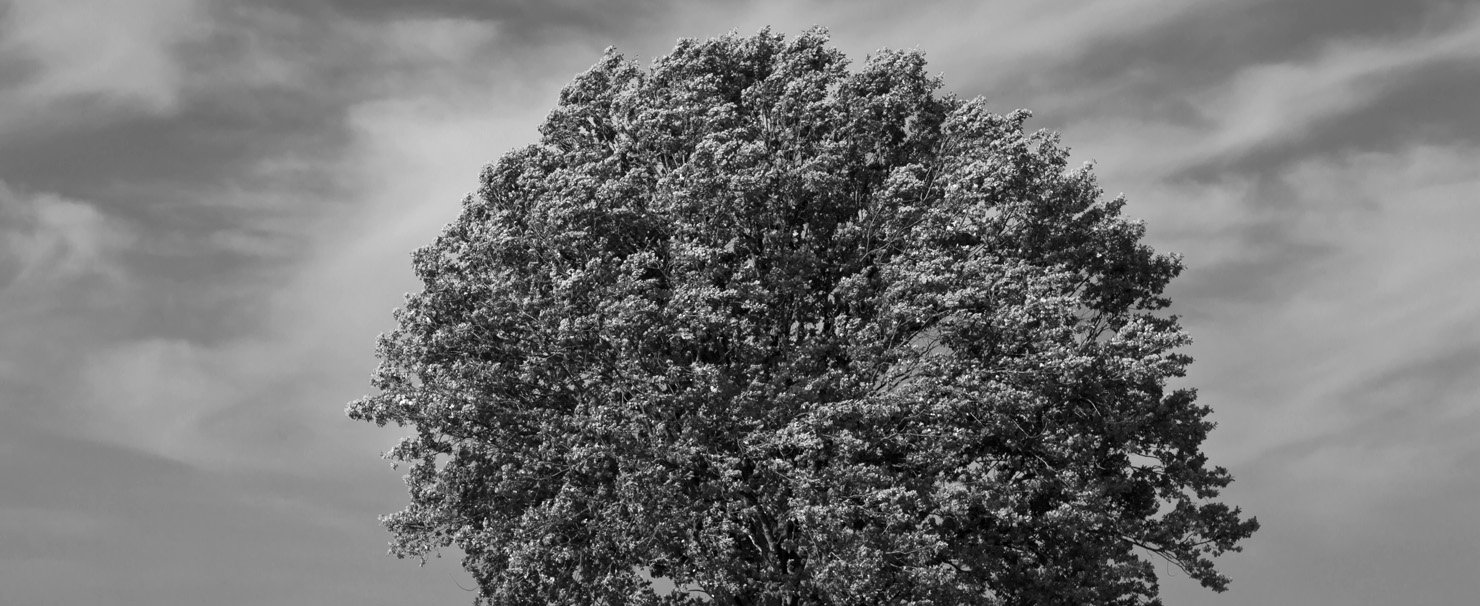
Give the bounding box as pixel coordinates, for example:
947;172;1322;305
348;28;1257;606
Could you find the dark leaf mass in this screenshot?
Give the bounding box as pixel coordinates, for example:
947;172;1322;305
349;28;1257;606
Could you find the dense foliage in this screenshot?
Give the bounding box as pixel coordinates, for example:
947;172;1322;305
349;29;1257;606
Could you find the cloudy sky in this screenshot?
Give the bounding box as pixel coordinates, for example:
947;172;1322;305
2;0;1476;603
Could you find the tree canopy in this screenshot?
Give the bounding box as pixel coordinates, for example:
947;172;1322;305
348;28;1257;606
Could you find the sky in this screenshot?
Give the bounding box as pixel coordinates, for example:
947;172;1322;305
0;0;1476;604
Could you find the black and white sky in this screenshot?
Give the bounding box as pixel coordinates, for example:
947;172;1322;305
2;1;1477;604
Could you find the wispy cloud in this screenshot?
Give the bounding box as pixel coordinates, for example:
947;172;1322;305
1190;6;1480;169
1183;142;1480;518
0;183;133;292
69;338;271;469
0;0;205;119
1064;3;1480;182
33;8;553;470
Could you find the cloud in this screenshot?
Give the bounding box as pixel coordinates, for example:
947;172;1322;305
1191;6;1480;166
0;184;137;353
1171;143;1480;519
70;338;259;468
190;5;504;97
1046;138;1480;605
0;184;131;290
1139;141;1480;606
1064;4;1480;183
0;185;150;471
265;0;673;40
0;0;205;117
44;12;557;471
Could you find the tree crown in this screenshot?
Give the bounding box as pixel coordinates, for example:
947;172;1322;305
350;28;1257;606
